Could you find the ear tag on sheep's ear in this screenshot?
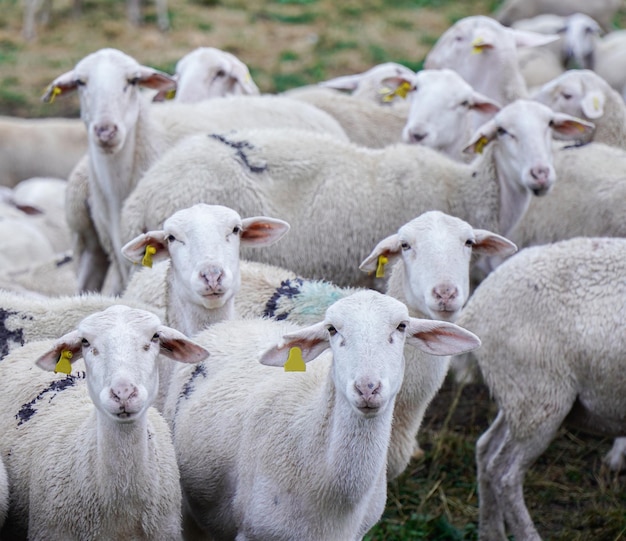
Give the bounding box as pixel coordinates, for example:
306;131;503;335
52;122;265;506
474;136;489;154
54;350;73;375
380;86;394;102
46;85;63;104
284;347;306;372
471;37;485;54
593;96;600;112
394;81;412;99
164;89;176;100
376;255;388;278
142;245;157;268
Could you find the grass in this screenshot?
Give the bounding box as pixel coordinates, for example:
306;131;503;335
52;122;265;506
1;0;626;538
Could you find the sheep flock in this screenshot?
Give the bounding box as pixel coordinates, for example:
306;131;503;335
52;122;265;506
1;0;626;539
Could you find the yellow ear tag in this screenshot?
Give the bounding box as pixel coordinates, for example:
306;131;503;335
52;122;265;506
47;85;62;104
164;89;176;100
474;135;489;154
54;350;73;375
142;245;157;268
593;96;600;112
284;347;306;372
394;81;412;99
376;255;388;278
472;37;485;54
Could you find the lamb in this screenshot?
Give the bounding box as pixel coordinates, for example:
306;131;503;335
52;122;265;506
0;305;209;539
493;0;621;32
22;0;169;41
44;48;347;295
533;69;626;148
424;15;559;117
121;203;290;336
382;68;501;162
316;62;417;105
0;116;86;187
452;237;626;541
119;99;592;288
165;290;481;540
284;86;409;148
154;47;260;103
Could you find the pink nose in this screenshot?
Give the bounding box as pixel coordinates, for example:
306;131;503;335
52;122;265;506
110;382;138;404
432;284;459;303
354;379;382;404
530;166;550;186
93;123;118;143
200;266;224;290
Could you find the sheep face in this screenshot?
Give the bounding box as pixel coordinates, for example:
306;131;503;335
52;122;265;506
35;305;209;424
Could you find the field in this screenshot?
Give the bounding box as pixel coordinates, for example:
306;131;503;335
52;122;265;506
1;0;626;539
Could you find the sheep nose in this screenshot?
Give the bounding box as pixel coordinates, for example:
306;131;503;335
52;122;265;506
93;122;118;143
407;131;428;143
110;382;138;403
432;284;459;303
530;166;550;185
200;266;224;289
355;379;382;403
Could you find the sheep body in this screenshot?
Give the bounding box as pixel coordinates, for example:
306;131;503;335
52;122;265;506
0;457;7;530
454;237;626;540
0;251;77;297
120;100;589;287
0;116;86;187
0;306;209;539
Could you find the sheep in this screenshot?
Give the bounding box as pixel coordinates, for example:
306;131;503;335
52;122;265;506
121;203;290;336
0;251;78;297
165;290;481;540
493;0;621;32
592;30;626;101
382;68;501;162
22;0;169;41
533;69;626;148
44;48;347;296
0;116;87;187
119;99;592;288
452;237;626;541
0;215;56;272
315;62;417;105
152;47;260;103
284;86;410;148
0;305;208;539
424;15;559;118
0;457;7;531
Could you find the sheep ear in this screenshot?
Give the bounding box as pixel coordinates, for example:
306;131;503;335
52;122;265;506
42;70;80;103
156;326;210;364
35;331;84;372
121;231;169;265
241;217;290;247
319;73;363;92
230;64;260;95
152;75;178;102
259;321;330;367
134;66;177;92
464;120;497;155
469;92;502;115
550;112;595;137
580;90;605;119
379;76;415;101
405;319;481;356
359;234;402;274
509;28;560;49
472;229;518;257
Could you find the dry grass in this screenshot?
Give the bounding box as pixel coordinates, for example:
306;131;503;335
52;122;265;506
1;0;625;539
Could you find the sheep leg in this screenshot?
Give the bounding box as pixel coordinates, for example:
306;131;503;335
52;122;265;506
476;411;509;541
604;437;626;472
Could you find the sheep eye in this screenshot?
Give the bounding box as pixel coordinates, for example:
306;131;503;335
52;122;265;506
561;92;572;100
151;333;160;343
215;69;226;78
327;325;337;336
397;322;407;332
166;234;176;243
465;238;475;247
460;100;470;107
81;338;90;347
128;77;140;86
75;79;86;87
401;241;410;251
496;127;507;136
232;226;241;235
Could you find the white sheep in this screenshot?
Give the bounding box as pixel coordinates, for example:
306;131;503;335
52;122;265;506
424;15;559;117
22;0;169;41
0;457;7;531
453;237;626;541
533;69;626;148
0;215;56;272
121;203;290;336
284;86;409;148
44;48;347;295
0;305;209;539
316;62;417;105
382;68;501;162
120;100;591;288
592;29;626;101
154;47;260;103
165;290;481;540
0;116;86;187
494;0;622;32
0;251;78;297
